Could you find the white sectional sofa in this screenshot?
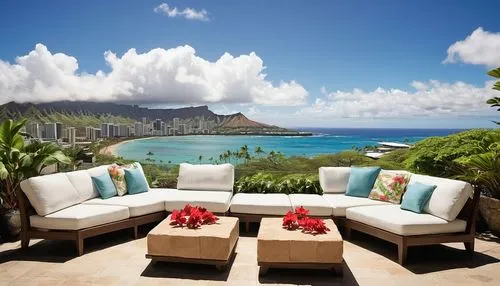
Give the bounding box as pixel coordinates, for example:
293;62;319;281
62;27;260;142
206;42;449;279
18;163;235;255
18;162;479;265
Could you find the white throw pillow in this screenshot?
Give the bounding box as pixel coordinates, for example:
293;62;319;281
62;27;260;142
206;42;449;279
20;173;81;216
409;174;473;221
319;167;351;193
177;163;234;192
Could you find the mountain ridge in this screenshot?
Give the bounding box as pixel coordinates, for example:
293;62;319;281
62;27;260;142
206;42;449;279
0;101;279;130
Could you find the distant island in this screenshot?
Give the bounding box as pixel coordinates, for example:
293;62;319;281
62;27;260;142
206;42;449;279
0;101;311;144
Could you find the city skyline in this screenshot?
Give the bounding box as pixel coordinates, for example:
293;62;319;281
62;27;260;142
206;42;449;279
0;1;499;128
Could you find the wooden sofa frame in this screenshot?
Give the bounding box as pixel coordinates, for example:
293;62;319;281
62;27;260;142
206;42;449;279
17;189;167;256
343;190;480;265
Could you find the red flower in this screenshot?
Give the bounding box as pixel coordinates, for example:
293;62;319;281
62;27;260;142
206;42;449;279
201;210;219;225
183;204;193;216
301;218;330;234
379;194;387;201
186;208;203;229
392;176;406;185
295;206;309;220
170;210;187;227
282;211;299;230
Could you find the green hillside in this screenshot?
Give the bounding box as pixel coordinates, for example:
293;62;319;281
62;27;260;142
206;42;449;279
1;106;135;136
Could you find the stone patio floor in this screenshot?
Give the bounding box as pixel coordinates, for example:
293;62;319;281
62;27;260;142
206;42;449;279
1;224;499;286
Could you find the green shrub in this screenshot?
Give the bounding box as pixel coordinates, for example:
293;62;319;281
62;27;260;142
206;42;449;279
235;172;322;195
403;129;500;177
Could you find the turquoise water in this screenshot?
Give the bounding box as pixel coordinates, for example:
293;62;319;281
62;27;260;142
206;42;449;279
115;128;463;164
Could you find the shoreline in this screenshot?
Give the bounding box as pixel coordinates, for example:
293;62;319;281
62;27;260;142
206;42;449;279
99;137;155;156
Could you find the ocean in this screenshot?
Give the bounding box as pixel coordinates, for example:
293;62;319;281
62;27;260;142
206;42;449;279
115;128;464;164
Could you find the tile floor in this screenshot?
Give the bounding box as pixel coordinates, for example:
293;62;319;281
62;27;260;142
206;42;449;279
0;225;499;285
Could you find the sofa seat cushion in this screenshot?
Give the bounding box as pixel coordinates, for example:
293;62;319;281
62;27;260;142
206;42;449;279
82;189;175;217
346;205;467;236
30;204;130;230
288;194;333;216
164;190;232;213
409;174;473;221
230;193;292;215
20;173;81;216
323;194;390;217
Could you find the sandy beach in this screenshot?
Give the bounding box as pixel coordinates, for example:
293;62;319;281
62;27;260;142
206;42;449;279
99;137;154;156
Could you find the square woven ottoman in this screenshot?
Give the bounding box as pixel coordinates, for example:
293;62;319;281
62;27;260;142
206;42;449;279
146;215;239;271
257;218;343;275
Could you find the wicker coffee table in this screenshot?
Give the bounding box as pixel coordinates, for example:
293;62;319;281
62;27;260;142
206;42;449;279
257;218;343;275
146;215;239;271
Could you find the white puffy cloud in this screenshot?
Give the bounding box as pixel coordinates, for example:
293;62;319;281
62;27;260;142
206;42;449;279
299;81;497;118
443;27;500;67
154;3;209;21
0;44;309;106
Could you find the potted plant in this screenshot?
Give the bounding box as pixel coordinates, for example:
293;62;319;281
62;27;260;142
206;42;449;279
0;119;71;240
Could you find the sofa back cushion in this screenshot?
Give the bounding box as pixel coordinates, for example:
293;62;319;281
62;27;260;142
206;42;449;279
66;170;98;202
20;173;80;216
319;167;351;193
409;174;473;221
177;163;234;192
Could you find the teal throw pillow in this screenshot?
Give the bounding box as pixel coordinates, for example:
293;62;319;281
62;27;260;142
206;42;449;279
124;167;149;194
345;166;381;197
91;173;117;199
400;182;437;213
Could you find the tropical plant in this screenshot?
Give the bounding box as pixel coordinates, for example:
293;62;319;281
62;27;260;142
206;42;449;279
0;119;71;210
458;133;500;199
63;146;85;171
486;67;500;125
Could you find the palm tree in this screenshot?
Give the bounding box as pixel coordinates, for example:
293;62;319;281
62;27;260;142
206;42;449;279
486;67;500;125
198;155;203;164
255;146;265;157
0;119;71;210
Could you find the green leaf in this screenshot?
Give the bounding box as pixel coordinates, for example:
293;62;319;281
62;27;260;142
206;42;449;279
487;67;500;79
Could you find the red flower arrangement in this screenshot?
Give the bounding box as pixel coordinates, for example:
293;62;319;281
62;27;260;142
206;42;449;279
282;206;330;234
170;204;219;229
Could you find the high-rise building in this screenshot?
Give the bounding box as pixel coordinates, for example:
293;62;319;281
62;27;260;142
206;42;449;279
44;123;57;140
101;123;110;138
118;124;129;137
55;122;63;139
134;122;143;137
173;117;180;131
179;124;186;135
112;125;118;137
154;119;162;131
142;117;147;125
67;127;76;146
85;127;93;139
26;122;41;138
94;128;101;139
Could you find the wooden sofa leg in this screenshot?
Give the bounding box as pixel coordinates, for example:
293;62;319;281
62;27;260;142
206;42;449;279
76;235;84;256
133;225;139;239
20;231;30;249
398;240;408;265
344;226;351;240
464;240;475;255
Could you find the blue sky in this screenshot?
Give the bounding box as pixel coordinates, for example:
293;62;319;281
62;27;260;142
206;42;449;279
0;0;499;128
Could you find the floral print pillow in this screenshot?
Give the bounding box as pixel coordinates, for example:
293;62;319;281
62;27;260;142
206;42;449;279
368;172;411;204
108;163;140;196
